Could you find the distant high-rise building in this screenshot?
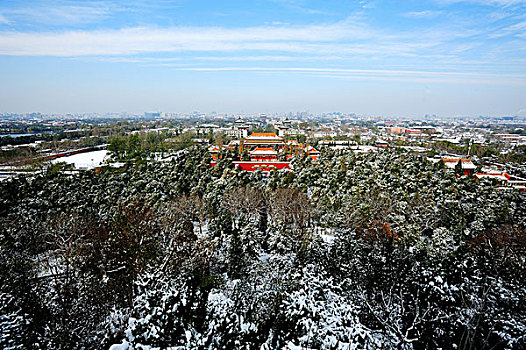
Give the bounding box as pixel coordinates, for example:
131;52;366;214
144;112;161;118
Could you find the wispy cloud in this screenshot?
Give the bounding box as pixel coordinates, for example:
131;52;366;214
436;0;526;7
404;10;443;18
269;0;333;15
168;66;526;85
194;55;343;61
173;66;526;78
85;54;344;65
0;18;521;74
487;19;526;38
0;21;382;56
93;56;183;63
2;1;117;26
0;13;9;24
0;15;483;58
0;1;524;82
359;1;377;9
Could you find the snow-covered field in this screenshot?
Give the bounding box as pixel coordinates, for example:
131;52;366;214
52;150;108;170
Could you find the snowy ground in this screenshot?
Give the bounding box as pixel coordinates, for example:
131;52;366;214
52;150;108;170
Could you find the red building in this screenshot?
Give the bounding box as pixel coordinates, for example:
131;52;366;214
244;133;284;150
208;146;220;160
474;171;510;185
233;161;291;172
305;146;320;160
441;158;476;176
250;147;278;161
209;133;292;173
211;160;291;172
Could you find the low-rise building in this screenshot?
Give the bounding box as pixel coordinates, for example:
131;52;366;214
305;146;320;160
440;158;477;176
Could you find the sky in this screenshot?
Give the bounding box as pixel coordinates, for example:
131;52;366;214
0;0;525;117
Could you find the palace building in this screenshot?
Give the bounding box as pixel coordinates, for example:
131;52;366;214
209;131;315;174
243;133;284;150
250;147;278;161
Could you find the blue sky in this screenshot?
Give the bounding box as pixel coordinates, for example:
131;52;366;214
0;0;525;117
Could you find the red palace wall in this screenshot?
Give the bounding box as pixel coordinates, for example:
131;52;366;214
211;161;291;172
251;155;278;161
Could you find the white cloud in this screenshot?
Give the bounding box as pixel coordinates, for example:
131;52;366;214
194;55;342;61
268;0;333;15
0;9;523;77
0;16;477;59
488;20;526;37
404;10;443;18
94;57;181;63
482;0;524;5
168;66;526;85
173;66;526;77
436;0;525;7
0;22;382;56
4;2;116;26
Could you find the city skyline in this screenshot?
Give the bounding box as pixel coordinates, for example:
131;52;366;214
0;0;525;116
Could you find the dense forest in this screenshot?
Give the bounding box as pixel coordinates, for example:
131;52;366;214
1;147;525;349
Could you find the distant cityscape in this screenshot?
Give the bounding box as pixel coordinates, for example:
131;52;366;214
1;111;525;188
1;111;525;122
